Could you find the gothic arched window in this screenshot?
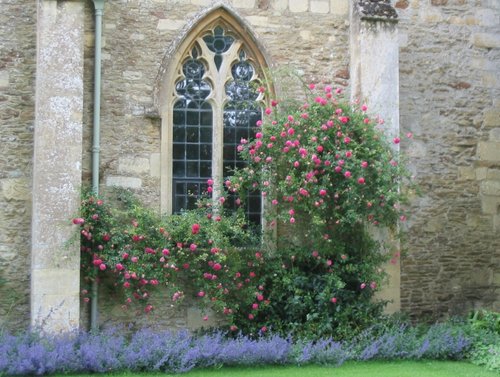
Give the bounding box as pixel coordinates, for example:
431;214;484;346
160;15;271;226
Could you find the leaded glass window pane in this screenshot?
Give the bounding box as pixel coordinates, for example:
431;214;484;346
172;47;213;213
223;52;262;226
173;181;209;213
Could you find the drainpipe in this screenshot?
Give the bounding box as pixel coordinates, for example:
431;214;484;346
91;0;104;332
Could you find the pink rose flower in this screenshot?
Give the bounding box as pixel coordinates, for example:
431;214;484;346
191;223;200;234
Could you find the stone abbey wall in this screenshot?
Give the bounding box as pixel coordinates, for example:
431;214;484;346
0;0;36;330
397;0;500;317
0;0;498;332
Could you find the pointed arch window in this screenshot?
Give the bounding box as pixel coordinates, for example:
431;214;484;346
162;20;269;226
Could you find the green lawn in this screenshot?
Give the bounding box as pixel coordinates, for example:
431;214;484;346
66;361;498;377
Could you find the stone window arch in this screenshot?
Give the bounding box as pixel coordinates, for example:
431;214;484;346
157;8;272;225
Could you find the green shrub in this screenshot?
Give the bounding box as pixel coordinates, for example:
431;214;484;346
468;310;500;335
467;310;500;372
227;84;413;338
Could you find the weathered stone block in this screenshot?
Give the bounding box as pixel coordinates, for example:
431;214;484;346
31;269;80;296
150;153;161;178
467;268;491;287
472;57;497;71
0;70;9;88
271;0;288;10
448;81;471;90
482;72;499;88
130;33;145;41
399;32;409;48
233;0;256;8
331;0;348;15
466;214;480;228
246;16;271;27
475;9;499;27
0;0;37;333
487;169;500;180
495;214;500;231
190;0;212;6
472;33;500;49
84;33;94;48
123;71;143;80
484;109;500;128
480;181;500;197
374;259;400;314
477;142;500;162
482;0;500;9
31;293;80;332
494;272;500;286
489;128;500;142
1;178;30;201
118;156;150;174
311;0;329;13
106;176;142;189
290;0;308;13
457;166;475;181
395;0;409;9
448;16;479;25
476;167;488;180
420;8;444;22
423;218;444;232
299;30;312;40
157;19;186;31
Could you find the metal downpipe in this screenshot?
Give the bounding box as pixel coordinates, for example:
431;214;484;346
91;0;104;332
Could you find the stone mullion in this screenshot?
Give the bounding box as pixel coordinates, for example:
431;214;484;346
206;40;242;202
198;40;221;201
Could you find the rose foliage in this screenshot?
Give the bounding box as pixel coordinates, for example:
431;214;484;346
75;84;413;339
77;191;264;332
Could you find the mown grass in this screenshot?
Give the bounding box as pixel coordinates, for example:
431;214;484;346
64;360;499;377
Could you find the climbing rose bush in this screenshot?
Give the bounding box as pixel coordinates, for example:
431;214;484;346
76;191;265;331
229;84;410;233
225;84;413;338
74;83;413;339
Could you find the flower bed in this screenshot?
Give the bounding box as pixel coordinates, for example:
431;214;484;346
2;316;498;375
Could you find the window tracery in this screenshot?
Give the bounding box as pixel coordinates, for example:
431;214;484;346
166;21;268;225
